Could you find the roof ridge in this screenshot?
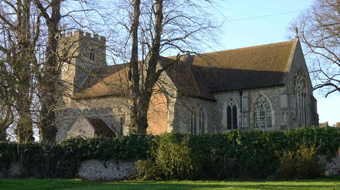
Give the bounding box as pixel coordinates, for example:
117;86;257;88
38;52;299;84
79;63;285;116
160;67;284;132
199;40;295;55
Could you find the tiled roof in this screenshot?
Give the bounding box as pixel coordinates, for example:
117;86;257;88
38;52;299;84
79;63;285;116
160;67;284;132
74;64;130;99
188;40;295;72
319;121;329;128
80;63;129;90
160;57;217;100
74;39;297;100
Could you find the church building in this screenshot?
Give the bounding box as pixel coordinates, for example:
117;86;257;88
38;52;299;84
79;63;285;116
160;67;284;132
55;30;318;143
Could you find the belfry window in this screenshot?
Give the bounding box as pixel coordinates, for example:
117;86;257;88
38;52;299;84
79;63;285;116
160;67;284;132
226;101;238;130
89;52;95;61
254;94;273;128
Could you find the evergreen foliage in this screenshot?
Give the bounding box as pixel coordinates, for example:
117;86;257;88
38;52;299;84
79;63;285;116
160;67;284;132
0;127;337;179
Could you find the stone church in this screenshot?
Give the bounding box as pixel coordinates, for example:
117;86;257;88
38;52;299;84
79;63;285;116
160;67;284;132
55;30;318;143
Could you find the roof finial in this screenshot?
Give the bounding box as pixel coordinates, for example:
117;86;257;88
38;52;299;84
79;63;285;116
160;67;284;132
295;27;299;39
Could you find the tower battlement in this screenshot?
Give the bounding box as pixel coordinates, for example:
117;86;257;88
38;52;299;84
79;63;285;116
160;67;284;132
58;29;107;98
59;30;106;43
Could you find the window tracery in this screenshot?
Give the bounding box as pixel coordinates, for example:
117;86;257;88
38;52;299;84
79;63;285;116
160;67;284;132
254;94;273;128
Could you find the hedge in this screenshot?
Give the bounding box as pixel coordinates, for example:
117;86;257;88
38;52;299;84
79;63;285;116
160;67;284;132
0;135;154;178
0;127;339;179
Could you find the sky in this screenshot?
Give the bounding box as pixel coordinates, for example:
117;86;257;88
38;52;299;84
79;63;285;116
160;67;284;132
212;0;339;126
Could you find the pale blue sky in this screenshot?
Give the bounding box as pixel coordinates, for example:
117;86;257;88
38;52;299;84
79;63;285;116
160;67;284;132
216;0;339;126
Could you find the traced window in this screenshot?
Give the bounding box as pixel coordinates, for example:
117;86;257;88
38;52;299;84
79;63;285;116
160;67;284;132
227;101;238;130
295;71;307;127
254;94;273;128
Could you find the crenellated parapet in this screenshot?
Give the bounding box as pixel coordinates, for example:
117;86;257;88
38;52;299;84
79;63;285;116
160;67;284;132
58;29;107;100
59;30;106;43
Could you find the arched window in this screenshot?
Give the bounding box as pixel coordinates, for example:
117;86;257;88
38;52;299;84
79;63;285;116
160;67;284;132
227;101;238;130
295;71;307;127
254;94;273;128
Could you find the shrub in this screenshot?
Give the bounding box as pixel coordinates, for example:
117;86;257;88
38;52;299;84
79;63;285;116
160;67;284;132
136;133;201;180
277;143;323;180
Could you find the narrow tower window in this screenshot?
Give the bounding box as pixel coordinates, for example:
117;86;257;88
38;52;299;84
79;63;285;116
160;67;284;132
90;52;95;61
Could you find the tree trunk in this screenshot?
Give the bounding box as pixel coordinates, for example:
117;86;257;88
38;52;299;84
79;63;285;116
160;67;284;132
15;0;34;143
39;25;59;144
34;0;61;144
129;0;141;134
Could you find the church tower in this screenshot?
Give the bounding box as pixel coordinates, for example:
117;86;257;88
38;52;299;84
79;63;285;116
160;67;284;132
58;30;106;103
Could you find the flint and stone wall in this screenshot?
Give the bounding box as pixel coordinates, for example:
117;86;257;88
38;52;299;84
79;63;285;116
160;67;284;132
56;96;127;143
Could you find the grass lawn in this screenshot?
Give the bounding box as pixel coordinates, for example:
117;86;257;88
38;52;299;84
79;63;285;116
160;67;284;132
2;177;340;190
0;178;95;190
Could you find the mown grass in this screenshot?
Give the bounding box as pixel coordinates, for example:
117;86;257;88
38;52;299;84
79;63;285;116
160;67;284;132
0;178;95;190
2;177;340;190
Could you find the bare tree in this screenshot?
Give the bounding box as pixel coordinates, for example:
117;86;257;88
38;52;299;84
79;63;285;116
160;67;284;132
0;0;40;143
123;0;221;134
32;0;63;144
0;0;222;140
292;0;340;97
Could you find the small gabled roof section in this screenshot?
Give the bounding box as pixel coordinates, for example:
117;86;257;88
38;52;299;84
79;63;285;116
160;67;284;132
85;117;116;137
74;64;130;99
